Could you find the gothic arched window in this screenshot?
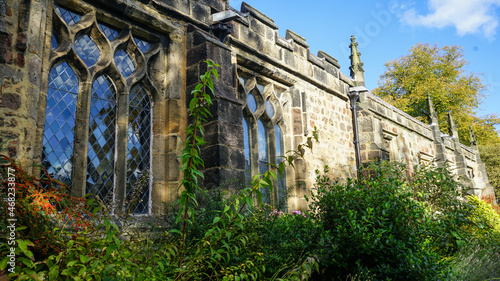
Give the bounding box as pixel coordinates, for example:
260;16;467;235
42;62;79;189
238;74;286;206
41;4;160;214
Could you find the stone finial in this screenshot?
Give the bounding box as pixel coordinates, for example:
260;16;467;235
469;125;478;146
349;35;365;87
447;111;458;138
427;93;438;125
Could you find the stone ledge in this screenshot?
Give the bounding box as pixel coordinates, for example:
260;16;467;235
461;143;474;154
241;2;278;29
307;51;325;69
276;34;293;51
286;29;308;48
212;9;249;26
362;94;435;140
152;0;211;31
189;26;231;50
339;72;354;86
318;50;341;69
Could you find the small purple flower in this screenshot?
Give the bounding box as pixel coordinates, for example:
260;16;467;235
292;210;307;217
269;210;284;218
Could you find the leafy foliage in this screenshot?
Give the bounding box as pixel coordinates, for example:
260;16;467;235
3;60;500;280
373;43;500;145
479;144;500;199
0;156;93;260
309;162;470;280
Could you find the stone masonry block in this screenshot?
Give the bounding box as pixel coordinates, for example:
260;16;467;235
292;108;303;135
157;0;190;15
203;120;243;148
198;0;226;12
0;93;21;110
291;88;301;108
203;167;245;189
206;98;243;126
191;1;211;25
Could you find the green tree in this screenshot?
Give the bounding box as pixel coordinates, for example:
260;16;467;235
373;43;500;146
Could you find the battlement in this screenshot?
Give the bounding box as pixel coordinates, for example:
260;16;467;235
214;2;352;98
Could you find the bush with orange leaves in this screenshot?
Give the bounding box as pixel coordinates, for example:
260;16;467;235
0;155;93;260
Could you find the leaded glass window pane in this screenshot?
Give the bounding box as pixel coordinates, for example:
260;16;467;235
134;37;151;53
258;120;270;202
114;49;136;78
75;35;101;67
275;125;286;202
52;33;58;51
239;76;247;86
98;23;119;41
41;62;79;188
127;85;151;214
243;117;251;183
247;93;257;113
257;83;265;93
86;76;116;204
265;100;274;118
55;6;81;25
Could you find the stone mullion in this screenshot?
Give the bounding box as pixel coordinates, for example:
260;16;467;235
250;117;259;180
114;86;129;214
268;125;279;206
34;1;56;174
71;79;92;198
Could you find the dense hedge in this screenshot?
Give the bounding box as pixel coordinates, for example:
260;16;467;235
2;159;500;280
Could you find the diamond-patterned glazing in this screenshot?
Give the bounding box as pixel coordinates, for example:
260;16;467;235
55;6;81;25
133;37;151;53
98;23;119;41
41;62;79;189
127;85;151;214
75;35;101;67
114;49;136;78
86;76;116;203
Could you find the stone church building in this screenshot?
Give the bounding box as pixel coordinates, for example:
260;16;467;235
0;0;494;213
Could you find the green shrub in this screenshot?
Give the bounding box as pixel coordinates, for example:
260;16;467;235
243;207;320;278
309;162;468;281
448;195;500;280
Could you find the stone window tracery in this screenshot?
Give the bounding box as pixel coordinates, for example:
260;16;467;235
41;3;162;214
238;74;286;206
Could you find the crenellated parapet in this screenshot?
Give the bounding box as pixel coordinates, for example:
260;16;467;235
213;2;353;99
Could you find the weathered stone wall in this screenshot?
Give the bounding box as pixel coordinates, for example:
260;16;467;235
215;3;358;209
357;91;493;196
1;0;494;213
0;0;47;168
358;93;436;170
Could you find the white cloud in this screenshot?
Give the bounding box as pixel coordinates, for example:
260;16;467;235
401;0;500;38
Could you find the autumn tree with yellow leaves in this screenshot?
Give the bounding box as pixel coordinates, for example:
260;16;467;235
373;43;500;146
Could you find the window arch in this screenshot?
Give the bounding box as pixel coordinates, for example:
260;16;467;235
238;74;286;207
41;62;79;189
126;85;152;214
41;4;161;214
86;75;117;203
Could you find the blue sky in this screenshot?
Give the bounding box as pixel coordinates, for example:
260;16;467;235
228;0;500;131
